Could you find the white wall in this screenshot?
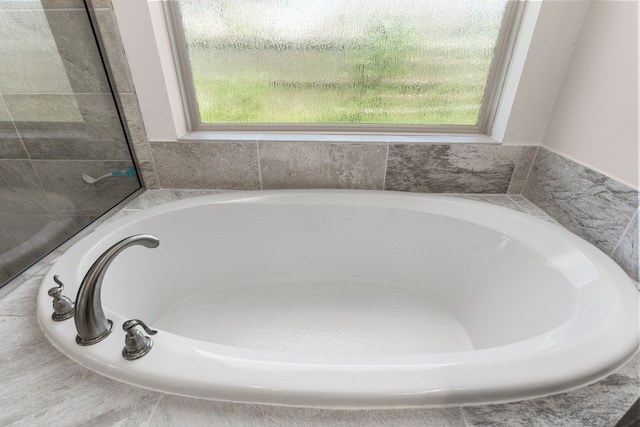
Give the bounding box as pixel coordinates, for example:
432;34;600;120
542;0;639;189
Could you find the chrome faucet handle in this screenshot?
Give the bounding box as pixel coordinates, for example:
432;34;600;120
122;319;157;360
47;275;74;321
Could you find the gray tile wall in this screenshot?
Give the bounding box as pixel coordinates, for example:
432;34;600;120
0;0;140;283
150;140;530;193
523;147;639;281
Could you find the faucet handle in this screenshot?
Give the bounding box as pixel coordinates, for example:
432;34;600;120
122;319;157;360
47;275;74;321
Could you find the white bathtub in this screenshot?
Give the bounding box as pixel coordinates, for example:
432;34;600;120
37;190;638;408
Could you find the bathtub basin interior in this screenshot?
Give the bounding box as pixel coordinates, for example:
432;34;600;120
37;190;639;408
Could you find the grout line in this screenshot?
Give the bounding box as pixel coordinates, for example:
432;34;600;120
381;142;390;191
519;145;540;196
256;141;264;190
141;393;165;427
610;208;638;257
460;407;473;427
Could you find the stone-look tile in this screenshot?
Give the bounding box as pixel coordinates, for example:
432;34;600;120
0;9;73;93
523;148;638;255
616;398;640;427
0;98;27;160
33;160;140;215
447;194;527;213
509;195;562;226
91;8;134;94
0;264;11;288
122;189;233;210
507;146;538;194
611;210;639;281
0;0;86;9
0;266;48;316
385;144;521;193
259;142;387;190
0;214;73;276
464;356;640;427
0;160;50;214
6;94;133;161
42;9;111;94
118;93;151;161
151;141;261;190
149;395;467;427
0;316;161;427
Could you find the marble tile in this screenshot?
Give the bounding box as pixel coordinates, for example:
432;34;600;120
137;160;161;190
117;93;151;161
447;194;527;213
0;99;27;160
0;266;48;316
0;264;11;288
151;141;261;190
122;189;233;210
33;160;141;215
42;9;111;94
616;397;640;427
7;94;132;161
463;355;640;427
385;144;521;193
508;195;562;225
91;8;134;94
523;148;638;255
0;0;87;9
259;142;387;190
0;315;161;427
507;146;538;194
0;160;51;214
0;9;73;93
149;395;467;427
0;214;71;276
611;210;639;281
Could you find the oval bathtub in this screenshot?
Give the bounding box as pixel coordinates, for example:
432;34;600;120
37;190;638;408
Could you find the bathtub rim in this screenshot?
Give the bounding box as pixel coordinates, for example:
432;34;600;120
36;189;640;408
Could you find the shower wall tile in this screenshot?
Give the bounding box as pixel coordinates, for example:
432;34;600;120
6;94;132;160
385;144;521;193
259;142;387;190
91;8;134;94
43;9;111;94
611;210;639;282
0;0;86;9
32;160;139;215
0;213;70;276
0;160;50;214
0;9;72;94
151;141;260;190
523;147;638;256
507;145;538;194
0;98;27;160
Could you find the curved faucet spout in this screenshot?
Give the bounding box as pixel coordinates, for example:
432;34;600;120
75;234;160;346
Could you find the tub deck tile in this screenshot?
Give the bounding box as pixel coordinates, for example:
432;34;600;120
148;395;469;427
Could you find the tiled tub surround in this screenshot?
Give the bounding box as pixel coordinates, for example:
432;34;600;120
523;147;639;282
0;189;638;426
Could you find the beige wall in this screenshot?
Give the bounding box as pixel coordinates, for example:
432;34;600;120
542;0;639;189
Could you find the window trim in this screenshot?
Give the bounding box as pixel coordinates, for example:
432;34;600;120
162;0;525;136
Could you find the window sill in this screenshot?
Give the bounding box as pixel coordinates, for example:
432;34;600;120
178;132;502;145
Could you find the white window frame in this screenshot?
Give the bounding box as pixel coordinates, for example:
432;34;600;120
110;0;590;144
161;0;526;137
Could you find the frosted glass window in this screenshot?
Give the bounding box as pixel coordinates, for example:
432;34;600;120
177;0;508;126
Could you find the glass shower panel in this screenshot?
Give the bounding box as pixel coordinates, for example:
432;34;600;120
0;0;141;286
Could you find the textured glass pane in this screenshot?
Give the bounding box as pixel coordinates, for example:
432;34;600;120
179;0;507;125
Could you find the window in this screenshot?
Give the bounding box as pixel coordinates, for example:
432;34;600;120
164;0;523;134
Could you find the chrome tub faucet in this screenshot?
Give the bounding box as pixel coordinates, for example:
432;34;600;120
74;234;160;346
